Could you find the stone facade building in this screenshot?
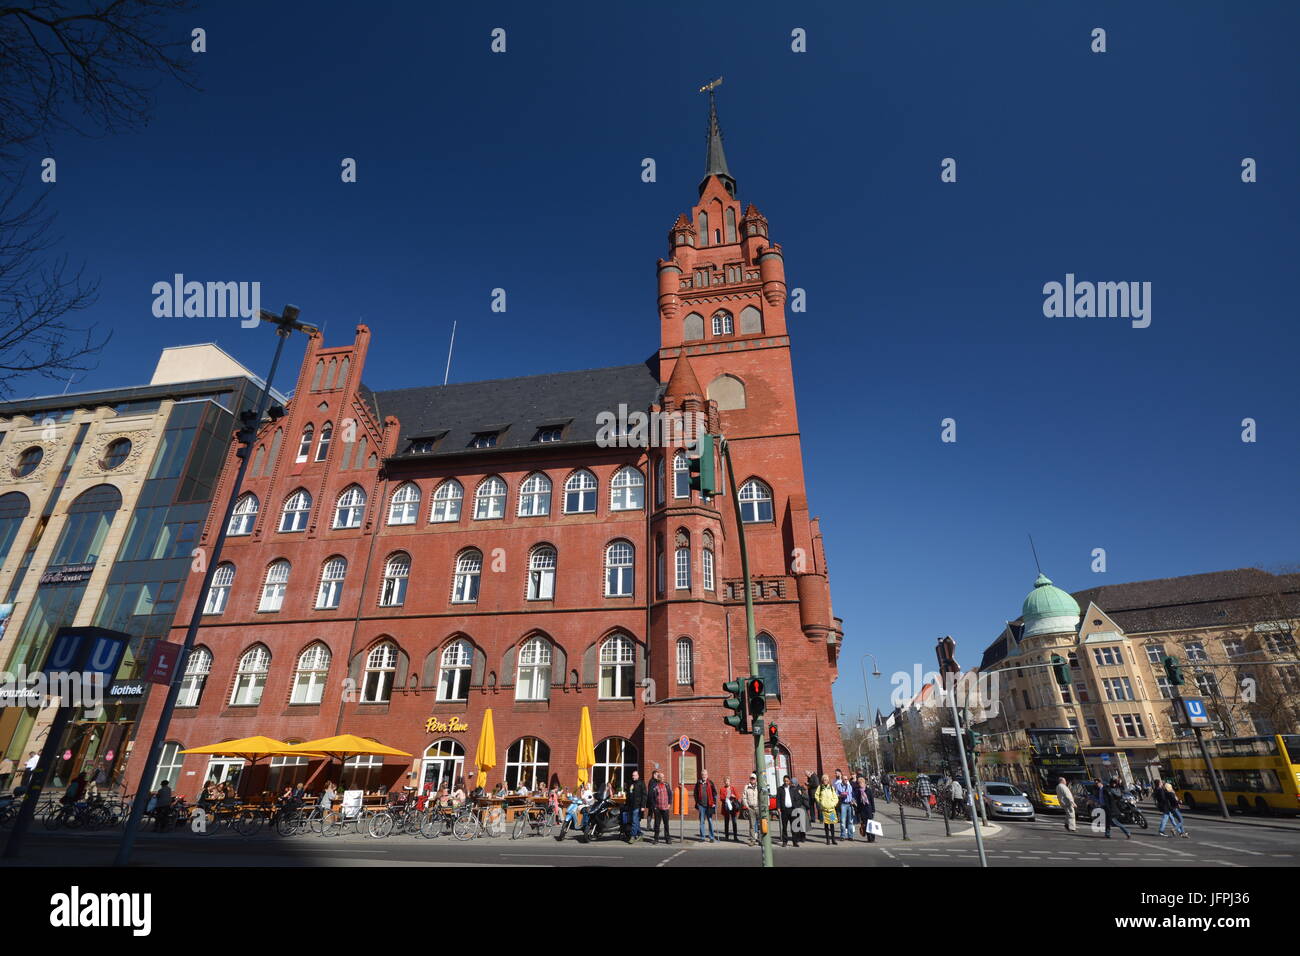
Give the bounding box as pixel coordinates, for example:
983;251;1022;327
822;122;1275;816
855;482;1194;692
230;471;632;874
126;101;846;799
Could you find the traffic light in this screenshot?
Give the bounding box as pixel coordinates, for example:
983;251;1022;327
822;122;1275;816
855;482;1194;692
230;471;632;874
1050;653;1072;687
722;679;748;733
688;433;718;496
767;722;779;751
1163;655;1185;686
745;676;766;730
962;729;982;754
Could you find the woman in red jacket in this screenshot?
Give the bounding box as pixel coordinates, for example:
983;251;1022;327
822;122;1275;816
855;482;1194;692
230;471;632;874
719;776;742;842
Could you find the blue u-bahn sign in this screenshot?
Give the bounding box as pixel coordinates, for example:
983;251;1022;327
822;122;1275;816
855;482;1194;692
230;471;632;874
1182;697;1210;727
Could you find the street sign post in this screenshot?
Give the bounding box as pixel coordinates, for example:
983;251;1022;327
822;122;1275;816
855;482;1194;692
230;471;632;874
1182;698;1210;727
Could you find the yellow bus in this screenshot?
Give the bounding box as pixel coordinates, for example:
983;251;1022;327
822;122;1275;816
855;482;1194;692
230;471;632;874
976;727;1086;813
1156;734;1300;817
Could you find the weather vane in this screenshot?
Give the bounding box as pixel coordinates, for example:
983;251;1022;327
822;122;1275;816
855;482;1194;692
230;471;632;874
698;76;723;94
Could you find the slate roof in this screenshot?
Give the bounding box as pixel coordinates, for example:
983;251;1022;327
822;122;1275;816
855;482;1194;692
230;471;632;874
364;359;663;460
978;568;1300;667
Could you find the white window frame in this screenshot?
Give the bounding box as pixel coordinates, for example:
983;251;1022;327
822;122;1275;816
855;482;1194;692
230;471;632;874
296;425;313;463
599;635;634;700
675;547;691;590
527;546;556;601
316;556;347;609
380;553;410;607
515;637;552;701
474;477;506;520
228;494;258;536
564;470;597;514
605;541;634;597
673;453;690;499
230;645;270;706
518;472;552;517
204;563;234;615
334;485;366;529
177;647;211;707
438;640;472;701
702;548;715;592
258;560;290;612
452;551;482;603
711;310;734;335
738;479;773;523
291;644;331;704
1145;643;1165;665
279;490;312;533
388;483;420;525
315;421;332;462
609;466;644;511
362;642;397;703
431;480;463;523
676;638;693;685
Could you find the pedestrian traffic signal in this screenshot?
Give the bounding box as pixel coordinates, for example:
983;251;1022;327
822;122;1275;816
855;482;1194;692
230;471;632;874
746;676;766;727
767;723;779;750
687;433;718;496
1050;653;1071;687
1162;655;1185;686
722;679;748;734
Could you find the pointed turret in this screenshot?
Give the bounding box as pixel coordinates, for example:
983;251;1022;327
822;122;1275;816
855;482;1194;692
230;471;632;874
664;352;704;401
700;91;736;198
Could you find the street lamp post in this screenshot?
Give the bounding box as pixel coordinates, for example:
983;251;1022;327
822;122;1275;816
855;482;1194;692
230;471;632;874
113;307;315;867
860;653;881;774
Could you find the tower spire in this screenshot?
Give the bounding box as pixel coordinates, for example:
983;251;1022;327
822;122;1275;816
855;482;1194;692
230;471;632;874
699;77;736;197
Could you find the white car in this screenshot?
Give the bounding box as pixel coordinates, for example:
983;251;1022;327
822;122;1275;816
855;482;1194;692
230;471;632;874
980;782;1036;821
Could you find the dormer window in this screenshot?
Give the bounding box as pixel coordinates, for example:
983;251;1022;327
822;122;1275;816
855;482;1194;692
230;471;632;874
470;432;498;449
534;426;563;443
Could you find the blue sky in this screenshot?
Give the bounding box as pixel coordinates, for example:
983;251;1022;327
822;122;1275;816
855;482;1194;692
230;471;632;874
14;1;1299;722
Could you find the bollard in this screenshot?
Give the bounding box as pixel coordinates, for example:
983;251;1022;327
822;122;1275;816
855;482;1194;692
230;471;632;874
898;799;909;841
941;794;951;836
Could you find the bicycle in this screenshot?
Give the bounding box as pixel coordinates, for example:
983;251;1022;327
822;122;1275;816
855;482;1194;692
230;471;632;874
510;801;557;840
189;800;263;836
419;803;464;839
453;802;506;841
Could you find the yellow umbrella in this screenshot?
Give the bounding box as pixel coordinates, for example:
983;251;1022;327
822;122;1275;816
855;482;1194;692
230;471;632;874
281;734;411;760
181;736;320;759
575;706;595;787
473;709;496;791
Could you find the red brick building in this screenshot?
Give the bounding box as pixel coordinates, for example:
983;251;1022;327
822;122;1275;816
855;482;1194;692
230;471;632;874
127;100;846;800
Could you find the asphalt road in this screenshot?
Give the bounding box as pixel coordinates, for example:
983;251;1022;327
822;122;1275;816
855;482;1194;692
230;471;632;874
5;803;1297;867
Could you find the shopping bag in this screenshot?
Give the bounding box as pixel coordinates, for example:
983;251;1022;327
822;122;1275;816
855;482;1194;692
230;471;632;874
866;818;883;836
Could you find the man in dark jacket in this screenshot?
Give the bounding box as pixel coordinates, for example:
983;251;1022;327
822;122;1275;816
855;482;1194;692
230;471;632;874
852;775;877;842
694;770;718;843
776;776;806;847
806;771;821;824
623;770;647;843
1103;778;1131;839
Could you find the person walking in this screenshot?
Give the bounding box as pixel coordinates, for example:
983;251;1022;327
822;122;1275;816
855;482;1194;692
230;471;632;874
152;780;173;832
1055;777;1077;831
852;774;877;842
719;776;741;842
648;771;673;845
21;752;39;789
1102;777;1131;839
815;774;839;845
1156;780;1189;838
916;773;934;819
742;773;761;845
881;774;891;804
623;769;646;843
694;769;718;843
833;770;855;840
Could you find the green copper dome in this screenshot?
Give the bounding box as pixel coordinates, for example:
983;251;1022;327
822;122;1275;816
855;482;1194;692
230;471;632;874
1021;573;1080;638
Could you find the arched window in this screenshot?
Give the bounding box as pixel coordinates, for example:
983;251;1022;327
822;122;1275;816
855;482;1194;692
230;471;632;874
517;472;551;517
696;211;709;245
739;479;774;523
296;425;314;463
516;636;552;701
431;479;463;522
702;546;715;592
725;207;737;243
605;540;634;597
675;531;691;591
380;553;410;606
178;646;211;707
259;560;290;612
673;452;690;498
756;633;780;696
711;310;734;336
610;466;644;511
419;739;465;792
599;634;635;699
452;550;482;603
152;743;185;792
656;457;666;505
315;421;332;462
438;639;473;701
311;359;325;391
362;641;397;703
593;737;639;793
230;645;270;706
563;469;597;514
291;644;331;704
203;563;235;615
50;484;121;565
739;305;763;334
683;312;704;341
527;546;556;601
316;556;347;609
676;637;694;685
279;489;312;532
333;485;366;529
388;482;420;525
474;476;506;520
228;493;259;536
506;737;550;791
